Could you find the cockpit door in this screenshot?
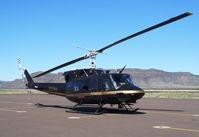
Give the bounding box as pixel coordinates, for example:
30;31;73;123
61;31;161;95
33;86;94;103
103;75;115;91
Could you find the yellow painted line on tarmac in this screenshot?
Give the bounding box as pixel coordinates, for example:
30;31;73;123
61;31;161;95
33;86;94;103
142;110;197;117
9;106;35;110
0;108;18;112
80;114;120;119
170;127;199;133
0;107;26;113
78;115;100;119
0;106;35;113
153;126;199;133
68;114;120;119
0;101;32;105
106;114;121;116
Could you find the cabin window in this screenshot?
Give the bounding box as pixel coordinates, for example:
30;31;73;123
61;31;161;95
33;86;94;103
73;81;80;92
103;77;114;91
92;80;97;91
66;81;73;91
81;80;89;91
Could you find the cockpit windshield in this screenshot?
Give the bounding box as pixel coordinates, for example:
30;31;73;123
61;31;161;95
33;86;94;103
111;74;135;89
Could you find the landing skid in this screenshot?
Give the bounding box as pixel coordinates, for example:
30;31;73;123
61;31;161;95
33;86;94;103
131;108;139;112
65;103;105;115
35;102;139;114
65;108;105;115
118;102;139;112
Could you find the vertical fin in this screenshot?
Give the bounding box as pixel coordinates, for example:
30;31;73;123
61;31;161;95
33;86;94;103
24;69;35;88
17;56;35;88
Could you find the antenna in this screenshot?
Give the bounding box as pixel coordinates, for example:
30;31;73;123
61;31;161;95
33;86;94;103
119;65;127;74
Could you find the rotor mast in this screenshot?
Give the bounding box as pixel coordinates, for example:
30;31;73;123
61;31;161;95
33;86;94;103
77;46;98;69
89;54;96;69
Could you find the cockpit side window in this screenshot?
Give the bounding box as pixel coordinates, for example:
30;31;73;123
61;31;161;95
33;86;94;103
111;74;135;89
103;77;114;91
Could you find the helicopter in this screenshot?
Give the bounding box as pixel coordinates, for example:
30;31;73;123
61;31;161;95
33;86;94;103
19;12;192;114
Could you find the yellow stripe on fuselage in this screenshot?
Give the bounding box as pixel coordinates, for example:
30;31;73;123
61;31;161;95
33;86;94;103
40;90;144;99
40;90;65;96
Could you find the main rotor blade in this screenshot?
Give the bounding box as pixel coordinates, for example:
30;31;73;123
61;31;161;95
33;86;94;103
33;56;88;78
97;12;193;53
33;12;192;78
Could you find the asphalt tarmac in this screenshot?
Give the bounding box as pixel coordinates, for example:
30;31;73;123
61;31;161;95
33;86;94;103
0;94;199;137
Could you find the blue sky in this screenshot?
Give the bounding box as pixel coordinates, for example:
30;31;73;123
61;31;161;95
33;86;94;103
0;0;198;81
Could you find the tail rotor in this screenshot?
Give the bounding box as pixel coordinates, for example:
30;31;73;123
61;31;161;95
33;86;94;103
17;56;25;82
17;56;35;88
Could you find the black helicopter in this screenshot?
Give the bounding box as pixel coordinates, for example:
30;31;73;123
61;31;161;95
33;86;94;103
19;12;192;114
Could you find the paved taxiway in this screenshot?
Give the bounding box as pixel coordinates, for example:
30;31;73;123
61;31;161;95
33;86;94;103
0;94;199;137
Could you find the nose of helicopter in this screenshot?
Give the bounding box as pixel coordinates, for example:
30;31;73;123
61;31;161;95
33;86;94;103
116;84;145;103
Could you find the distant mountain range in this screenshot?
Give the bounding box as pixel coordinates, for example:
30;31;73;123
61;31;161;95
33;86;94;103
0;81;6;86
0;68;199;89
122;69;199;89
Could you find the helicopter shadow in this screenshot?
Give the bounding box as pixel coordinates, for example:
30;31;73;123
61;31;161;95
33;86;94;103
35;103;71;109
34;103;146;115
139;108;184;112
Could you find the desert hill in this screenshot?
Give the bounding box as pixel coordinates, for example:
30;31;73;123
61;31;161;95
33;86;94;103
1;68;199;89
